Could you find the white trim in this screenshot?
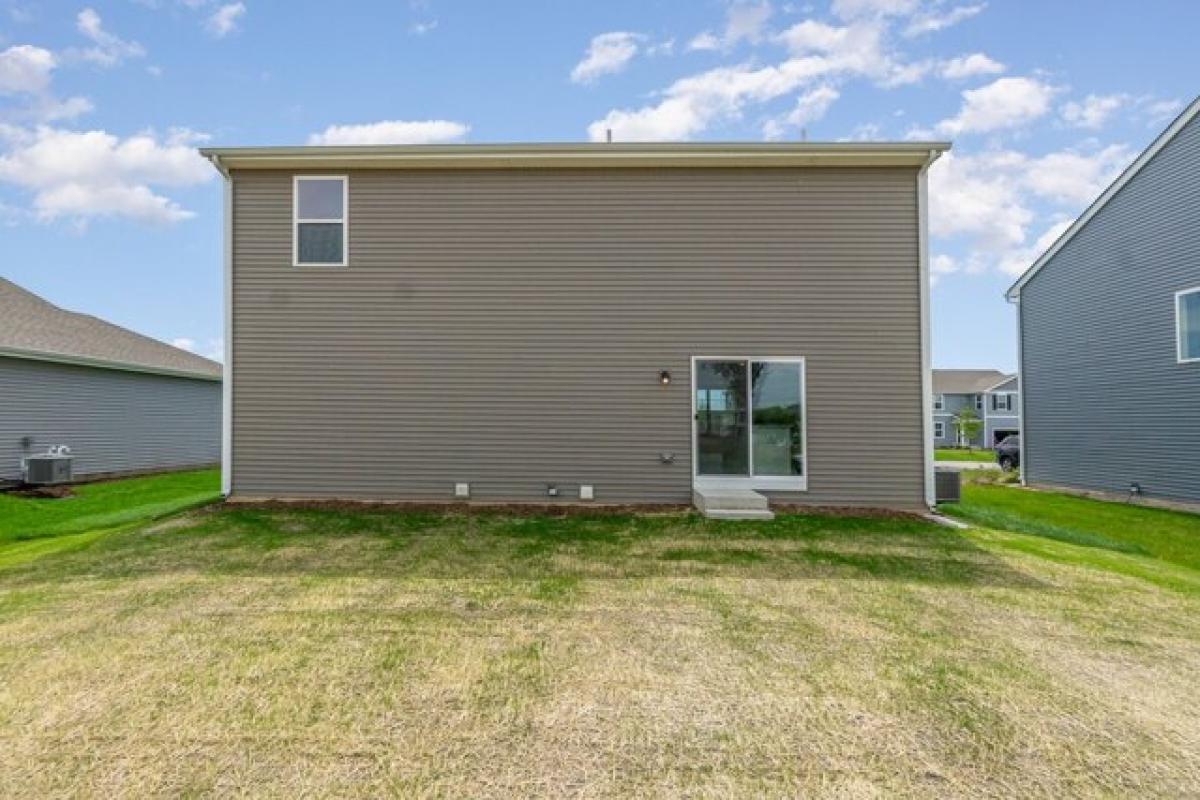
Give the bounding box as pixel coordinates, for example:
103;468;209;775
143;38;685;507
212;154;234;497
933;393;944;411
690;356;808;492
918;151;938;509
292;175;348;267
933;420;945;438
1006;95;1200;301
1176;286;1200;364
0;346;219;382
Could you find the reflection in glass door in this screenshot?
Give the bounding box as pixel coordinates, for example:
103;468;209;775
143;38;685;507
694;358;806;485
695;360;748;476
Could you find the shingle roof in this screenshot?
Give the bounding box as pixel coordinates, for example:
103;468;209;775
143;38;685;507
0;278;221;381
933;369;1011;395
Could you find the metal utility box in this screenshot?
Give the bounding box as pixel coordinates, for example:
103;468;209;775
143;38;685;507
934;469;961;504
25;454;73;485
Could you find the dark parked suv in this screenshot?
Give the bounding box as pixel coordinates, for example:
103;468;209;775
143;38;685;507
994;434;1020;471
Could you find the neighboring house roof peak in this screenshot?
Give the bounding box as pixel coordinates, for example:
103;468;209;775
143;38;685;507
933;369;1013;395
0;277;221;381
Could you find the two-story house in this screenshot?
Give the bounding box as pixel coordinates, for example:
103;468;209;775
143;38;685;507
200;140;949;515
932;369;1019;449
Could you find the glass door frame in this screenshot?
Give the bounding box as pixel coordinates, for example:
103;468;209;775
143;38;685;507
690;355;807;492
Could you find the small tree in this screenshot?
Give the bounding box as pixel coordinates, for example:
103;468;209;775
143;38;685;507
951;408;983;448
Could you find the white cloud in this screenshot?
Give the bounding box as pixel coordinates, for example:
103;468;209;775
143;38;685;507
571;32;643;84
590;16;921;141
724;2;773;45
764;85;839;138
171;337;196;351
903;3;985;37
73;8;145;67
994;219;1072;276
1021;144;1132;204
1141;97;1183;127
831;0;918;19
928;144;1133;275
410;20;437;35
939;52;1004;80
307;119;469;145
0;126;213;224
688;2;772;52
206;3;245;37
935;76;1059;136
0;44;55;93
1060;93;1128;130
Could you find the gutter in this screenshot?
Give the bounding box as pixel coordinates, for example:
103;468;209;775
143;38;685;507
917;145;947;510
0;346;220;382
206;152;234;498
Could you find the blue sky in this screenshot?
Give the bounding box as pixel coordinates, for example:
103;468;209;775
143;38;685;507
1;1;1196;370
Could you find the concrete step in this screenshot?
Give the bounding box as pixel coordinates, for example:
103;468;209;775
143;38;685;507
703;508;776;521
693;487;774;520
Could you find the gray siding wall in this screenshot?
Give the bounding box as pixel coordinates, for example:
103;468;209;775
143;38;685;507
1020;111;1200;503
1;357;220;480
230;166;925;508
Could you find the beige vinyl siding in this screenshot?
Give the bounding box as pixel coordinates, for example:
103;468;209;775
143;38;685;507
230;166;924;508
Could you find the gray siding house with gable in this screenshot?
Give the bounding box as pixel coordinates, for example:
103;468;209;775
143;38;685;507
0;278;221;482
932;369;1019;449
202;141;948;512
1008;96;1200;506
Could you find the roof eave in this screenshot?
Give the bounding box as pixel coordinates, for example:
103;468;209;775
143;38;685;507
0;346;222;382
199;142;951;171
1005;95;1200;302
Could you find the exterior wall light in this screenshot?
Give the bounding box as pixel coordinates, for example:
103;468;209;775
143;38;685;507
659;369;672;385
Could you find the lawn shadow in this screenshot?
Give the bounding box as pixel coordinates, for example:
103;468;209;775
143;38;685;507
2;506;1044;590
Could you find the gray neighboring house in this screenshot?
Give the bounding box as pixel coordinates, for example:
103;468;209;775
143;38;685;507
1007;95;1200;507
1;278;222;482
932;369;1019;448
202;141;950;512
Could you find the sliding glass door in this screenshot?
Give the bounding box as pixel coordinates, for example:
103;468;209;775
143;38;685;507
693;358;806;489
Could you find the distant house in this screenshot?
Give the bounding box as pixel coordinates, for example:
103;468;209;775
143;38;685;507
1007;96;1200;507
932;369;1019;448
0;278;221;482
201;140;950;512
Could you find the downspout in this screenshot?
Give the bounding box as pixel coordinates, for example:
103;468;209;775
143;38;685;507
918;147;943;510
206;153;234;498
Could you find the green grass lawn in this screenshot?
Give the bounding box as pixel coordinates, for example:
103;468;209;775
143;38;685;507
2;475;1200;797
935;447;995;462
0;468;219;545
946;475;1200;572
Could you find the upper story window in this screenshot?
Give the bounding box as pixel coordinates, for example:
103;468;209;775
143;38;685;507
974;394;983;411
1178;287;1200;363
933;394;945;411
294;176;347;266
990;393;1015;413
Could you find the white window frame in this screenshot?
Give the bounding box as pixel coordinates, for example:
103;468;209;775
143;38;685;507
690;356;807;492
933;393;944;411
934;421;945;438
990;392;1016;413
1177;286;1200;364
974;394;983;411
293;175;348;267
